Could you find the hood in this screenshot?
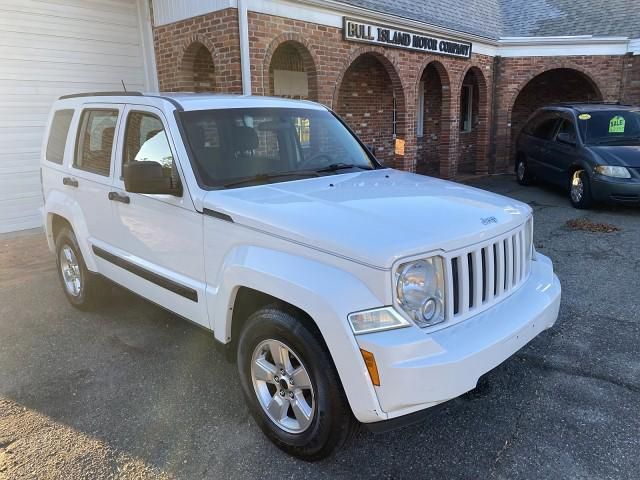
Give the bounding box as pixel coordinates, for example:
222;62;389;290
203;170;532;268
589;145;640;168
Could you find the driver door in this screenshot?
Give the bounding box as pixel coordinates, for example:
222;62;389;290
106;104;208;327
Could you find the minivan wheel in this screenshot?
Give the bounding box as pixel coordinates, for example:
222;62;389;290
237;306;358;461
569;170;593;209
55;227;104;309
516;157;534;185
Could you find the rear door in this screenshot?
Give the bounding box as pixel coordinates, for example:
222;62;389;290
106;104;208;327
68;104;123;252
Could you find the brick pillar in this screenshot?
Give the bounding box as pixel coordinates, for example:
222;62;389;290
621;53;640;105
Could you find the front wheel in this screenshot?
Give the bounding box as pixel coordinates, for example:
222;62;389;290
237;306;358;460
569;169;593;209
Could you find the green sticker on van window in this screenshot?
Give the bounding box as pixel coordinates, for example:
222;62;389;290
578;113;591;120
609;115;625;133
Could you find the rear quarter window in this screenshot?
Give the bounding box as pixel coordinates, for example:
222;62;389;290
45;109;74;164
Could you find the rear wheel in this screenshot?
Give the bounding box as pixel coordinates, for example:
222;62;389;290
569;169;593;209
516;156;534;185
55;227;104;309
237;306;358;461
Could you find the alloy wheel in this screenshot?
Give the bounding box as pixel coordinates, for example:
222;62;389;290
251;339;315;434
571;171;584;204
59;245;82;297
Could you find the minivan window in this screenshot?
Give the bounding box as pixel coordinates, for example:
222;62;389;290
45;109;74;164
577;110;640;145
179;108;374;189
531;115;559;140
74;109;118;176
555;119;577;143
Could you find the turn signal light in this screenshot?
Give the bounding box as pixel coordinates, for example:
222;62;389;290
360;348;380;386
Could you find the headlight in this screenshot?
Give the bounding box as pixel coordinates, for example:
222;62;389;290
594;165;631;178
396;257;445;327
348;307;411;335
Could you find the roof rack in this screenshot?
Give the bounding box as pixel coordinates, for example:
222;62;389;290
59;91;144;100
550;101;630;107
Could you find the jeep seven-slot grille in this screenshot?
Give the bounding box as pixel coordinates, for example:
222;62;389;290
446;224;530;321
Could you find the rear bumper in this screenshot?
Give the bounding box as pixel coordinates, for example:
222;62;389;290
591;176;640;204
355;253;561;422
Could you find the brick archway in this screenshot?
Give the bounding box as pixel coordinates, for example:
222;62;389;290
507;67;603;162
263;33;319;101
415;60;452;177
175;35;220;92
457;65;489;175
333;47;407;168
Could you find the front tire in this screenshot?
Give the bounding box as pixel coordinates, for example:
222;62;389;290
237;306;358;461
55;227;104;310
569;169;593;209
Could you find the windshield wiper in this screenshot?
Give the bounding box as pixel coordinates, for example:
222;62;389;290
315;163;371;173
222;171;319;188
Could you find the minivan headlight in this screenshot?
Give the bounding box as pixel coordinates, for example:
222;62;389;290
396;257;445;327
594;166;631;178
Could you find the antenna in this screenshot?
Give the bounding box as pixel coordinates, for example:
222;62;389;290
121;80;128;93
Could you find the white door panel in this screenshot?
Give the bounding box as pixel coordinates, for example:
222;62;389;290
108;104;208;327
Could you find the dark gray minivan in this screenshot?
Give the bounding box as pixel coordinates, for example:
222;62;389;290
514;103;640;209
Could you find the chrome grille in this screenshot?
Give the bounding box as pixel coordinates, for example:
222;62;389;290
445;221;532;322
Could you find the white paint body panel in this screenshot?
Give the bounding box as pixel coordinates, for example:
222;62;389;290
41;93;561;424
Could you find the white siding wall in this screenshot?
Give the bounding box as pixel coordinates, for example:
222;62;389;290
0;0;155;233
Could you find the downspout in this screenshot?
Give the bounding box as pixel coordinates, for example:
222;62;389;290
238;0;252;95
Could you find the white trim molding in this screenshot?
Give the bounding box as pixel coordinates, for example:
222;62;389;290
629;38;640;55
497;35;633;57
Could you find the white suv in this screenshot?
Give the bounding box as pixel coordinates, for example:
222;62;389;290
40;92;561;460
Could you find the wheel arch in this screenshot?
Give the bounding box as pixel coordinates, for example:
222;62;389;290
206;246;387;423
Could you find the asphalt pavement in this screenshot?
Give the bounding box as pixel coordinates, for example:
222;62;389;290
1;174;638;479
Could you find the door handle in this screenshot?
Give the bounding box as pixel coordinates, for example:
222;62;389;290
62;177;78;187
108;191;130;204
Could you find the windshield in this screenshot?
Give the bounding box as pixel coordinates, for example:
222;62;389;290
179;107;375;188
578;109;640;145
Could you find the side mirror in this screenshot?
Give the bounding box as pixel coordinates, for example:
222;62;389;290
557;132;576;146
123;161;182;196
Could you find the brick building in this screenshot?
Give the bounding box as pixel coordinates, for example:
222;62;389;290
149;0;640;178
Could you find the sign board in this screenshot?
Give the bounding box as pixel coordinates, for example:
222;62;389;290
344;18;472;59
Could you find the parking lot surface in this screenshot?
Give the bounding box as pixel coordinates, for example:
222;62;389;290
1;175;638;479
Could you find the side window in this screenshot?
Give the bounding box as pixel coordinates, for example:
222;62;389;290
74;109;118;176
123;111;178;185
45;109;74;164
532;115;560;140
555;119;577;143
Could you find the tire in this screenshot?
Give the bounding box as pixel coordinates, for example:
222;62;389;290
55;227;105;310
569;169;593;209
237;306;358;461
515;155;534;186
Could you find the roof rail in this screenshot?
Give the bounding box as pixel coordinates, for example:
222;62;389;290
550;101;626;107
59;91;144;100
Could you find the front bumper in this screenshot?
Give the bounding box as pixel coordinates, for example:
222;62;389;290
356;252;561;422
591;175;640;204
